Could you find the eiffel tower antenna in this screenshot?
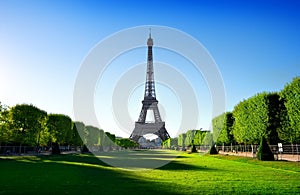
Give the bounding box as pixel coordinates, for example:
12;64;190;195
130;32;170;143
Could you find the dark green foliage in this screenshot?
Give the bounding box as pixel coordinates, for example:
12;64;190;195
162;138;178;149
178;133;186;148
0;102;10;144
178;130;208;150
279;77;300;144
257;136;274;161
232;92;281;145
70;123;83;147
47;114;72;154
193;130;207;145
162;138;170;149
86;125;102;146
103;132;116;151
8;104;47;146
203;132;213;146
233;93;268;144
209;144;218;155
115;138;138;149
212;114;225;144
213;112;234;145
170;137;178;148
266;93;284;144
185;130;196;147
47;114;72;145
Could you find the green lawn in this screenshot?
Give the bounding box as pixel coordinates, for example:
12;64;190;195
0;150;299;194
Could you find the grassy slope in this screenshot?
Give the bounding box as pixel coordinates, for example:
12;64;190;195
0;151;299;194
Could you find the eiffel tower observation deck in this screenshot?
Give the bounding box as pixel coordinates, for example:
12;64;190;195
130;32;170;143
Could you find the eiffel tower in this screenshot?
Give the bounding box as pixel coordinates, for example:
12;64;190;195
130;32;170;143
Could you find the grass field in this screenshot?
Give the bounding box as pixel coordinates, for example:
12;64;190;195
0;150;299;194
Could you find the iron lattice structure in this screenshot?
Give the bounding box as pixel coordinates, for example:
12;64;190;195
130;33;170;142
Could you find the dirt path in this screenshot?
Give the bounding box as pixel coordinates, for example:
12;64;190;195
218;151;300;162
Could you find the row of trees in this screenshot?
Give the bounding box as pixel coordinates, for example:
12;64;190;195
213;77;300;146
0;103;137;153
0;104;76;149
163;77;299;150
162;129;213;149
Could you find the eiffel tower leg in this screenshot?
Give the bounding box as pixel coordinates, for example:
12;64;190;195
131;122;170;142
129;134;142;143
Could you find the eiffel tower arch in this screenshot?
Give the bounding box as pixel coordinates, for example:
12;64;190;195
130;32;170;143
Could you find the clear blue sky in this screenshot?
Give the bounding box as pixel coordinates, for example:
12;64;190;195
0;0;299;137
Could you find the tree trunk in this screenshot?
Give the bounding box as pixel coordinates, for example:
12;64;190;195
36;130;41;154
19;144;22;154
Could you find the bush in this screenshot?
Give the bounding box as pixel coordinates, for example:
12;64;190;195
81;145;90;153
209;145;218;155
257;136;274;161
51;142;61;155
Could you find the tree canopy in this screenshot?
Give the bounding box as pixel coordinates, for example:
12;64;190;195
279;77;300;144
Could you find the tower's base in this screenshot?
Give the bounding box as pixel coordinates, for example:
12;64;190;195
130;122;170;142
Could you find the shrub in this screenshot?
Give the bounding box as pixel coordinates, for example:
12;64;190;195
81;145;90;153
209;145;218;155
51;142;61;155
257;136;274;161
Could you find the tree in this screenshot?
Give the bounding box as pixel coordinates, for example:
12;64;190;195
86;125;101;147
47;114;72;154
232;93;281;145
212;114;225;144
8;104;47;152
73;121;86;151
193;130;207;146
279;77;300;144
116;138;138;149
0;103;10;146
103;132;116;151
70;122;84;148
178;133;186;150
185;130;197;147
213;112;234;146
266;93;283;144
232;99;250;144
170;137;178;149
203;132;213;146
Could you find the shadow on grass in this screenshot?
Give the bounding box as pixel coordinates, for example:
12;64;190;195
1;150;196;171
88;150;183;169
46;150;190;169
0;154;187;194
158;160;218;171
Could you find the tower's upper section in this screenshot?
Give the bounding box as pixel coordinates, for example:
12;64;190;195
144;32;156;99
147;32;153;46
